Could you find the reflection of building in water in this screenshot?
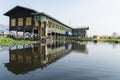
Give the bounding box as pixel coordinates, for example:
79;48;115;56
5;42;87;75
5;42;72;75
72;42;88;54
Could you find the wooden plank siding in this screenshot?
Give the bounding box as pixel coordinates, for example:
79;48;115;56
4;6;37;32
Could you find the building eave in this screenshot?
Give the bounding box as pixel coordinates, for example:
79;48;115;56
73;27;89;30
32;12;72;29
4;5;38;16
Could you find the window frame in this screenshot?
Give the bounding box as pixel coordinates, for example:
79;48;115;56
26;17;32;26
11;18;16;27
18;18;23;26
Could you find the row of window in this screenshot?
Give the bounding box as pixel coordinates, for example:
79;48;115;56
48;22;66;30
11;17;32;27
35;21;46;28
34;21;67;31
11;17;71;32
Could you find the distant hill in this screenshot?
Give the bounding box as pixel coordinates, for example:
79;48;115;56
0;24;9;34
0;24;8;30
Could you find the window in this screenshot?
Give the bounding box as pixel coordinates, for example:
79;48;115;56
35;16;39;21
54;24;56;28
56;24;59;29
44;21;46;27
51;23;54;28
26;17;32;26
41;22;44;27
48;22;51;28
18;18;23;26
52;23;54;28
41;21;46;28
35;21;39;27
11;18;16;26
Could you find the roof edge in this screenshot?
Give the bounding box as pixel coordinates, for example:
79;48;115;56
32;12;72;29
4;5;38;16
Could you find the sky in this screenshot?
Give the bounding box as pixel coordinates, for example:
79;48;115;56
1;0;120;36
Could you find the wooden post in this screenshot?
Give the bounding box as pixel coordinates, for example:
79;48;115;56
8;29;10;37
38;21;41;41
16;30;18;39
23;30;25;40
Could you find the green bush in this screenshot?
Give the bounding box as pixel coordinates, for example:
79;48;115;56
0;37;37;46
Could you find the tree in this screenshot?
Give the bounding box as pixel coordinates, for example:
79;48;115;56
112;32;117;36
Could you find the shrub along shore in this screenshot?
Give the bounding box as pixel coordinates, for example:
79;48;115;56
0;37;38;46
73;37;120;43
98;39;120;43
0;36;119;46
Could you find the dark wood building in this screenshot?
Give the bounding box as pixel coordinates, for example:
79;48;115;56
4;5;89;40
4;6;73;40
4;6;38;32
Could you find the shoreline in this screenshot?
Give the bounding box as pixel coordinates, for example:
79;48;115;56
0;37;38;46
0;37;120;46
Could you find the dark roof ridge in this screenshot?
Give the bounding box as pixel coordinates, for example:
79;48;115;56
16;5;38;12
4;5;38;16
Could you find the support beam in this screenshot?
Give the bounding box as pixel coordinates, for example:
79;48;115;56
23;30;25;40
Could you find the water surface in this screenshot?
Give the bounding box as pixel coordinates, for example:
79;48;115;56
0;42;120;80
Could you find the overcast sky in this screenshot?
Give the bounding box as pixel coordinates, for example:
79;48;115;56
1;0;120;36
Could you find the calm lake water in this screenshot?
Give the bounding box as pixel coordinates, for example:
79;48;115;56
0;42;120;80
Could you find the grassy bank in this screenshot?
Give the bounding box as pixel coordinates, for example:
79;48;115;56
101;39;119;43
0;37;38;46
92;39;120;43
